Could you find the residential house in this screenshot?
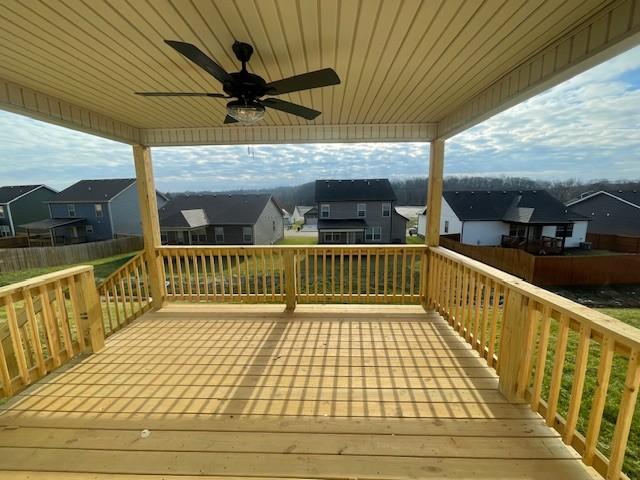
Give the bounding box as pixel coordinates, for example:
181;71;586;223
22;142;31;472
417;197;463;238
315;179;408;244
566;190;640;236
303;207;318;226
22;179;167;245
281;208;292;229
0;185;57;237
159;193;284;245
420;190;589;253
291;205;312;223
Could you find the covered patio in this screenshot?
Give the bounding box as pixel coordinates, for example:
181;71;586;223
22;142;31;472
0;1;639;479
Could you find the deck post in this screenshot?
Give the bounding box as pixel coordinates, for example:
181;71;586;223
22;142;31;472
284;249;297;312
497;289;529;403
426;139;444;247
133;145;166;310
79;269;105;353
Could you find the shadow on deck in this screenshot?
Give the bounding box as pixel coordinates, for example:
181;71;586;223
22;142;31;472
0;304;599;479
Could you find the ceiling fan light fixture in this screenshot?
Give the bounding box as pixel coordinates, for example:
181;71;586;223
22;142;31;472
226;100;265;124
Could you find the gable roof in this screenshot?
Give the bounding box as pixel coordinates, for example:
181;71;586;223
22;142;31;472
50;179;137;203
443;190;589;224
159;194;278;229
315;179;396;202
567;190;640;209
293;206;313;215
0;185;53;204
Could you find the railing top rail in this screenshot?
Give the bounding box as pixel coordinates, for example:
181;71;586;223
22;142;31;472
0;265;92;299
97;251;144;289
157;244;428;251
431;246;640;352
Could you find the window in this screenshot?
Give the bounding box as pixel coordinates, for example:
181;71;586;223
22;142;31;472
320;204;330;218
0;205;5;219
243;226;253;243
67;204;76;217
0;225;10;237
556;223;574;237
95;204;103;218
382;203;391;217
86;225;94;233
324;232;341;243
365;226;382;242
509;224;526;237
357;203;367;217
444;220;449;233
272;220;276;232
190;228;207;244
214;227;224;243
160;233;168;244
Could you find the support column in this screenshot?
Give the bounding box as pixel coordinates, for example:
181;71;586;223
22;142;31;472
426;139;444;247
133;145;165;309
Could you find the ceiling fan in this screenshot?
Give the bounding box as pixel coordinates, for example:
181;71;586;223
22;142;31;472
136;40;340;125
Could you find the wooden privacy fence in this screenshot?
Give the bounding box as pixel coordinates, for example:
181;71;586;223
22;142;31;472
440;236;535;282
587;233;640;253
157;245;427;309
533;255;640;286
0;236;143;272
427;246;640;480
0;266;104;398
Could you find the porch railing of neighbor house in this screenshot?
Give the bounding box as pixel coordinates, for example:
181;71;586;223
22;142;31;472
427;246;640;480
0;266;103;397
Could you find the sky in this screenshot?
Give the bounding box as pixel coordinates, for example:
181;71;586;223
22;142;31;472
1;46;639;193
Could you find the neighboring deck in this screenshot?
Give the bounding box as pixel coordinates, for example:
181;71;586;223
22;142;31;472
0;304;598;479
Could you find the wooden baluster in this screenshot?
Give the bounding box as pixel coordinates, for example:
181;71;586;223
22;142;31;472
244;252;251;297
284;249;296;311
313;251;318;302
472;275;483;348
487;283;501;367
117;273;128;318
224;252;232;298
67;277;86;351
453;263;463;328
192;253;201;299
330;250;335;298
125;266;135;314
201;254;209;300
176;252;185;298
78;270;105;353
322;250;327;300
298;250;304;301
382;251;388;301
480;276;491;359
133;262;143;311
584;336;615;466
218;252;226;298
233;253;240;297
0;332;13;397
399;249;406;303
54;280;74;358
270;252;276;301
167;255;176;298
39;285;61;367
465;270;475;340
563;324;591;444
531;305;552;410
22;289;46;377
363;250;369;302
607;349;640;479
546;314;570;426
209;253;217;301
260;251;267;302
111;281;122;328
391;250;397;301
4;295;30;385
516;299;539;398
184;251;193;300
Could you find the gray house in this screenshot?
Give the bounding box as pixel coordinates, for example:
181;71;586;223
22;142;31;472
159;193;284;245
0;185;57;237
315;179;408;244
23;179;167;245
567;190;640;236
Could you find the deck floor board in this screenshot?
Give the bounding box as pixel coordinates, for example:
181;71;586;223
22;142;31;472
0;304;598;479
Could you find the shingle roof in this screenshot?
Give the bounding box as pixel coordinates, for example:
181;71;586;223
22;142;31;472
606;190;640;207
315;179;397;202
159;194;276;228
444;190;589;223
50;179;136;202
0;185;48;203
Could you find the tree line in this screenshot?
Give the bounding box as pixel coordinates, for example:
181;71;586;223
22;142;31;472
168;177;640;212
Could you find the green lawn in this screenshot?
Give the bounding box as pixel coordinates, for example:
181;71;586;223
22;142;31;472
276;236;318;245
406;235;424;244
0;251;138;287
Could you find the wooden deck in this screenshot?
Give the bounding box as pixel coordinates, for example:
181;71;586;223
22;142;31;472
0;304;599;479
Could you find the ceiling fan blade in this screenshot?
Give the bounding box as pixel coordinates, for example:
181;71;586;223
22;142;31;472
266;68;340;95
135;92;227;97
224;115;239;124
262;98;321;120
165;40;232;85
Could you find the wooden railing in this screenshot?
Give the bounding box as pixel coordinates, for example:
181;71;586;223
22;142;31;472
427;246;640;480
158;245;428;308
0;266;104;398
97;252;152;337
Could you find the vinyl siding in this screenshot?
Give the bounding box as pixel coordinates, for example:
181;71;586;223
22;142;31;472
317;201;395;243
461;221;510;246
254;200;284;245
10;187;57;233
49;202;112;241
111;184;167;236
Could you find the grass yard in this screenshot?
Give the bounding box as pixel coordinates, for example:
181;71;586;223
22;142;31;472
0;251;138;287
276;236;318;245
406;235;424;244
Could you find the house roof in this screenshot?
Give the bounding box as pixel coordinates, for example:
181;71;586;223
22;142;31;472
20;218;86;230
293;206;313;215
317;219;367;230
50;179;136;203
567;190;640;209
304;207;318;216
0;185;51;204
159;194;278;229
443;190;589;224
315;179;397;202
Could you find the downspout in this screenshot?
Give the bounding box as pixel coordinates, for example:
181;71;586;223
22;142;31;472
6;204;15;236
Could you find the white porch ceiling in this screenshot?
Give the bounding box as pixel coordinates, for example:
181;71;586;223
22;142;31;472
0;0;638;145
